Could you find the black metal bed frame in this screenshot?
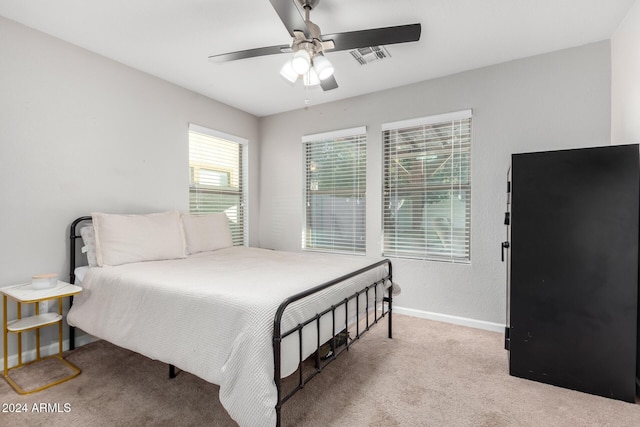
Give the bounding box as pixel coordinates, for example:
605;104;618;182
68;216;393;427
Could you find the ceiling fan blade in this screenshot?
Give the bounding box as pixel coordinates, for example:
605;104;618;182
269;0;312;38
320;75;338;91
321;23;421;52
209;45;291;63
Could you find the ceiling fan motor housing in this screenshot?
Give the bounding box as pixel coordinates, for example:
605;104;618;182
291;20;329;57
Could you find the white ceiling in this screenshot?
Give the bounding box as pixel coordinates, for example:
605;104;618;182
0;0;635;117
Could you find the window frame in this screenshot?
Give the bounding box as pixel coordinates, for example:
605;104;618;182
188;123;248;246
302;126;367;255
381;110;472;263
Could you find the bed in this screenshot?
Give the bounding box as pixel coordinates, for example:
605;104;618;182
66;211;394;427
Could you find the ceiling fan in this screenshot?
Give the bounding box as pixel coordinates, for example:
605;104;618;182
208;0;421;91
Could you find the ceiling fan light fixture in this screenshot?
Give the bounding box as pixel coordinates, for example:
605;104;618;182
280;59;298;83
291;49;311;74
313;55;334;80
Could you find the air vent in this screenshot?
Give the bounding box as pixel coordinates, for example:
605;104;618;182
349;46;391;65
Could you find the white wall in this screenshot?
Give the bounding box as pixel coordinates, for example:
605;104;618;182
0;13;617;365
612;0;640;144
0;17;260;360
258;41;612;329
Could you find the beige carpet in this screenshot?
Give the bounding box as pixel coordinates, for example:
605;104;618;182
1;314;639;426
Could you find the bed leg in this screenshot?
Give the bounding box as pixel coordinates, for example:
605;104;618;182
69;295;76;350
387;262;393;339
387;289;393;339
169;364;176;379
70;326;75;350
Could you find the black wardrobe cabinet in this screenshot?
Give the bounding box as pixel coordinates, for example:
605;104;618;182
506;144;639;403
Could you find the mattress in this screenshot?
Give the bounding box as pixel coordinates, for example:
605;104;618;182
68;246;390;427
74;266;89;285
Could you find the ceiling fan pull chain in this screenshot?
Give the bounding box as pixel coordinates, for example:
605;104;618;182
304;74;311;106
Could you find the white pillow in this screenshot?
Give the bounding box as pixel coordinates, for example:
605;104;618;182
79;226;98;268
92;211;187;267
180;212;233;254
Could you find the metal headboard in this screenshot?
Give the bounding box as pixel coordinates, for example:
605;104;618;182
69;216;92;284
68;215;92;350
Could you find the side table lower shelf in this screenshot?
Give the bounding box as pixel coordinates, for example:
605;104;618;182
2;281;82;395
4;355;81;395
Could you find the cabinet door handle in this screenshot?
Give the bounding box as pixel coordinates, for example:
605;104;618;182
501;241;510;262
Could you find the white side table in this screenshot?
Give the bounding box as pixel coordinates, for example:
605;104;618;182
2;281;82;394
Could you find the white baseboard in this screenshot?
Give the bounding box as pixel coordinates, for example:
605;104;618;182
394;306;505;333
0;334;98;368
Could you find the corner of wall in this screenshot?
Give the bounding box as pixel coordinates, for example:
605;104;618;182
611;0;640;145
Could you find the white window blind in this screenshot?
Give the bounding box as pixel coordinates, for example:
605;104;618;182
382;110;472;262
189;124;247;245
303;127;367;254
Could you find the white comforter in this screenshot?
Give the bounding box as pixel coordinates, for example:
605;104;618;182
67;246;390;427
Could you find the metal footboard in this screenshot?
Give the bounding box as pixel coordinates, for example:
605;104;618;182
273;259;393;427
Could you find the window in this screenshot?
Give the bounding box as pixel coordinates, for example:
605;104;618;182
189;124;247;245
382;110;472;262
303;127;367;254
